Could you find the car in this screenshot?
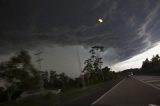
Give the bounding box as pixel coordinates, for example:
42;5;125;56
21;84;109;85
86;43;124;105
127;72;134;78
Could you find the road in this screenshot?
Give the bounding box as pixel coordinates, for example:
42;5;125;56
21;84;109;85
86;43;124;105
92;76;160;106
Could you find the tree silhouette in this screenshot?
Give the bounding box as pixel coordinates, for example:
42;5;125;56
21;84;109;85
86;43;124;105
82;45;115;84
0;50;40;101
141;54;160;75
90;45;104;81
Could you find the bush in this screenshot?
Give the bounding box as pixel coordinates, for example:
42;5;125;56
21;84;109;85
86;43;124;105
0;88;7;102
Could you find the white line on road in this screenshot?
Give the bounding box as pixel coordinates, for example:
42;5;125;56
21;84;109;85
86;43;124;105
91;79;126;105
132;76;160;90
146;80;160;83
156;84;160;87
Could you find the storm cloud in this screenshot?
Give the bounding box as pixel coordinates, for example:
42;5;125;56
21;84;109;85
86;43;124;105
0;0;160;63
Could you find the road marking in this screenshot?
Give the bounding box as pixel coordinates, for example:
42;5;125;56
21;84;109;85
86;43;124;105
156;84;160;87
148;104;160;106
133;76;160;90
146;80;160;83
91;79;125;105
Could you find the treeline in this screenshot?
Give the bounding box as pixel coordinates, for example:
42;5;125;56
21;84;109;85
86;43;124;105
141;54;160;75
0;46;116;102
42;71;82;90
116;54;160;77
116;68;139;78
0;50;83;102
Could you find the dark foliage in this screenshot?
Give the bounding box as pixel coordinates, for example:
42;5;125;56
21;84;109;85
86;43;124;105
140;54;160;75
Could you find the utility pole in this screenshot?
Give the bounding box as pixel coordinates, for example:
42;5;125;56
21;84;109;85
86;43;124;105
72;33;86;89
75;46;86;89
34;51;44;89
35;52;43;70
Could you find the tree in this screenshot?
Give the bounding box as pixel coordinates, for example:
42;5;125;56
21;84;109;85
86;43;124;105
102;66;110;80
141;54;160;74
47;70;61;89
151;55;160;68
83;45;105;84
102;66;116;80
141;58;150;71
90;45;104;81
83;59;93;73
58;73;70;91
0;50;40;101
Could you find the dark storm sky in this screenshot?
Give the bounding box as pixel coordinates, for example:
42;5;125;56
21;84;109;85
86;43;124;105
0;0;160;62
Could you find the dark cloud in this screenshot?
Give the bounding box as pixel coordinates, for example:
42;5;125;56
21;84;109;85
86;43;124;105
0;0;160;63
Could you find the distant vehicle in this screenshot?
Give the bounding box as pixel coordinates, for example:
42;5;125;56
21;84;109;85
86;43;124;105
127;72;133;78
130;72;133;76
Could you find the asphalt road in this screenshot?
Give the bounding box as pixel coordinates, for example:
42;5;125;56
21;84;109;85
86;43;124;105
92;76;160;106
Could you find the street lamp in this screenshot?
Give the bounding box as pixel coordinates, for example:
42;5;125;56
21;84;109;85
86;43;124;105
98;18;104;24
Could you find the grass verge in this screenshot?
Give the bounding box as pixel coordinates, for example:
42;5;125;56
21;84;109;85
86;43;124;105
0;82;106;106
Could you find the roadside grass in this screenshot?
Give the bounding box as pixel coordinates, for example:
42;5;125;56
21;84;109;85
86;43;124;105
60;82;104;102
0;93;60;106
0;82;105;106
